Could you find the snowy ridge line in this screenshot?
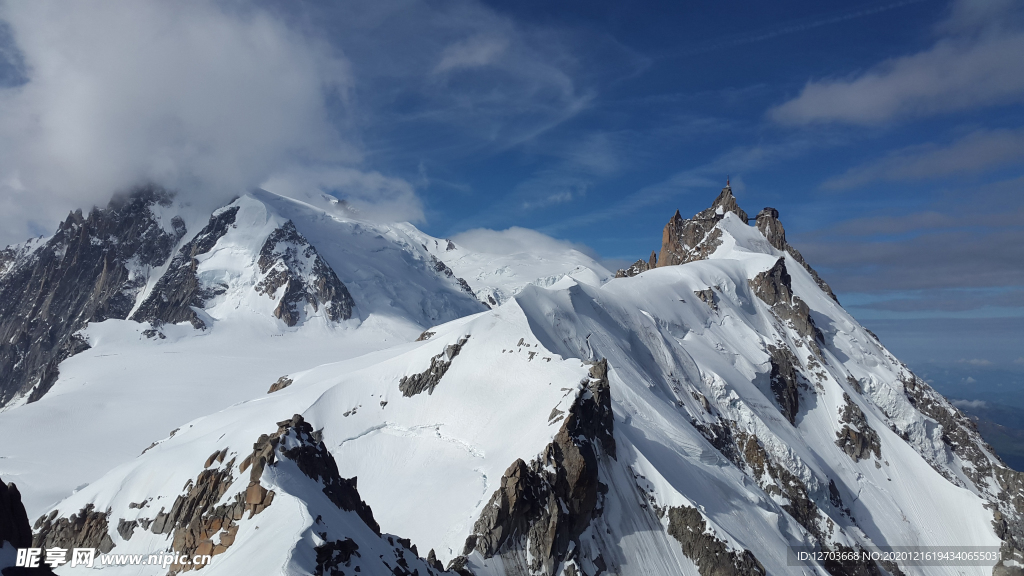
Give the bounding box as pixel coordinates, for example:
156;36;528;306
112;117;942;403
2;185;1023;575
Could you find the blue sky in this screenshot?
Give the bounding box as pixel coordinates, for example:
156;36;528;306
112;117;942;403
0;0;1020;373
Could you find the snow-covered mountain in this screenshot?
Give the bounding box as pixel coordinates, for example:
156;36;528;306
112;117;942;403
2;185;1023;576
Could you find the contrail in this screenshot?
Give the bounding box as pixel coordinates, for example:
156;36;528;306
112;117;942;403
677;0;936;56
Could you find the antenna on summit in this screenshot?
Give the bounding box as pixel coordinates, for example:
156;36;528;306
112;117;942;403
726;176;730;188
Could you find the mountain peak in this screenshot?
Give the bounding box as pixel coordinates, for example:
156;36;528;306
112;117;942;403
616;186;839;302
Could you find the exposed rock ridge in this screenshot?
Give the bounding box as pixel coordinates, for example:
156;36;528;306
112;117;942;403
749;258;824;347
617;187;840;307
461;360;615;576
666;505;766;576
693;288;717;311
0;186;185;406
891;372;1024;572
691;405;897;576
754;207;838;303
614;251;657;278
399;336;470;397
657;186;745;267
131;207;240;330
835;393;881;462
32;504;115;555
429;254;475;297
723;429;892;576
36;414;442;575
254;221;355;326
766;344;803;425
270;415;380;534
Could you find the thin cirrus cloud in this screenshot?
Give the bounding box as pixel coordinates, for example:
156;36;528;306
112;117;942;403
822;127;1024;189
769;1;1024;125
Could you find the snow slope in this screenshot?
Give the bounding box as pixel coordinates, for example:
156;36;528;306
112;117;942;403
20;193;1018;575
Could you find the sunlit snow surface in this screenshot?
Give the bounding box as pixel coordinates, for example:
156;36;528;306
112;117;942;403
0;194;1003;575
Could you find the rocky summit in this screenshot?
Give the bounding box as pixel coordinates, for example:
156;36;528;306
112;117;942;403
1;186;1021;576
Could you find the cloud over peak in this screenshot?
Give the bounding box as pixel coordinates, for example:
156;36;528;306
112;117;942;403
0;1;366;244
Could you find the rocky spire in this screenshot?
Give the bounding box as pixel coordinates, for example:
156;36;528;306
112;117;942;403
656;184;747;267
616;185;840;303
755;207;839;302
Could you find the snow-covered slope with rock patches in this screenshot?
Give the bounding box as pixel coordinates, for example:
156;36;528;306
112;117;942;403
24;188;1024;576
0;186;495;516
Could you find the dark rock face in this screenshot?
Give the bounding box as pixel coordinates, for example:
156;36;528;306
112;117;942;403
399;336;469;397
749;258;824;345
658;187;746;267
464;360;615;576
32;504;115;554
2;477;56;575
666;505;765;576
835;393;881;462
766;344;802;425
0;480;32;549
271;415;380;534
0;187;185;406
314;537;359;576
131;207;239;330
693;288;718;311
754;207;838;303
429;254;475;297
254;221;354;326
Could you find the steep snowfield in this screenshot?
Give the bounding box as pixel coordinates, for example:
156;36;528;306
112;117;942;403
0;189;485;515
402;224;613;307
19;199;1013;575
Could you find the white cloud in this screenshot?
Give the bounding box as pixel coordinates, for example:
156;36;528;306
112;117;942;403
959;358;993;366
952;398;987;409
434;34;510;73
822;127;1024;189
452;226;598;258
0;1;414;245
769;1;1024;125
260;167;423;224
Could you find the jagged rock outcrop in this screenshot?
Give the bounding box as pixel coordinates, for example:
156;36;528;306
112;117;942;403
254;221;354;326
754;207;839;303
766;344;802;424
131;207;239;330
267;376;293;394
694;288;718;311
399;336;469;397
749;258;824;345
268;415;380;534
658;186;747;267
615;251;657;278
429;254;475;297
0;187;185;405
618;186;840;310
835;393;881;462
32;504;115;554
463;360;615;576
666;505;766;576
